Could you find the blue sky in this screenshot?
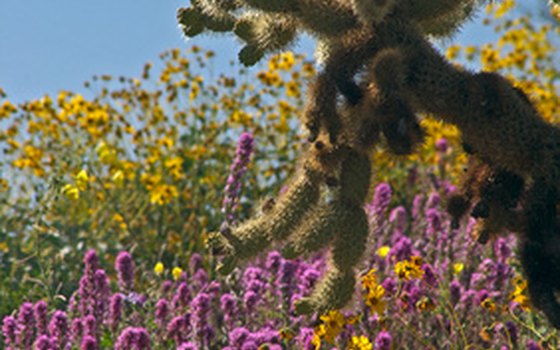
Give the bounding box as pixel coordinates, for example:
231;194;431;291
0;1;506;103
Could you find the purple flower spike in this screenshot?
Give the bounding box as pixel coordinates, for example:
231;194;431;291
34;300;49;336
109;293;124;333
189;253;203;274
115;327;151;350
375;331;392;350
154;299;169;328
83;315;97;338
48;310;68;348
81;335;98;350
34;334;54;350
16;302;35;349
167;315;190;344
367;182;392;227
221;132;255;228
84;250;100;274
2;316;17;349
116;251;135;292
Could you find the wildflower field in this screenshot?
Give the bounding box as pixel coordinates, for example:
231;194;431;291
1;1;560;349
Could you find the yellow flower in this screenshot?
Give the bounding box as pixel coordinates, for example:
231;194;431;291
112;170;125;186
75;169;89;191
395;258;425;281
349;335;373;350
480;298;497;312
149;184;179;205
318;310;345;344
61;184;80;200
377;246;391;258
365;285;387;316
154;262;164;275
172;267;183;281
362;268;378;291
453;263;464;275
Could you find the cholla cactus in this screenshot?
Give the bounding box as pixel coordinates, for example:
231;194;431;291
179;0;560;327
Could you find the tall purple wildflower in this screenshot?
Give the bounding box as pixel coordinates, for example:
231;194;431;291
221;132;254;229
115;251;135;292
16;302;35;350
70;318;83;347
367;182;392;228
34;335;55;350
34;300;49;336
114;327;151;350
167;315;190;345
93;269;110;324
109;293;124;333
81;335;98;350
220;293;237;329
79;250;99;316
190;292;213;346
154;299;170;329
2;316;17;349
48;310;68;349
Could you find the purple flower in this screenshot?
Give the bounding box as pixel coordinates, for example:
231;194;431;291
93;269;110;323
83;315;96;338
367;182;392;227
34;301;49;336
426;192;440;210
192;269;209;290
229;327;250;348
422;264;438;287
241;340;258;350
172;282;190;312
435;137;448;153
154;299;170;328
375;331;392;350
84;250;100;274
298;327;315;350
189;253;203;274
34;334;54;350
503;321;518;345
161;280;173;296
48;310;68;349
411;194;424;218
221;132;255;227
220;293;237;329
389;206;407;232
191;293;212;344
265;251;282;275
178;342;198;350
81;335;98;350
298;267;320;295
243;290;259;313
16;302;35;349
115;327;151;350
2;316;17;348
449;280;462;306
167;315;190;344
109;293;124;332
70;318;83;346
425;208;442;236
115;251;135;292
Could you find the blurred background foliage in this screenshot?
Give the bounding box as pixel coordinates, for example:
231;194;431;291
0;0;558;318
